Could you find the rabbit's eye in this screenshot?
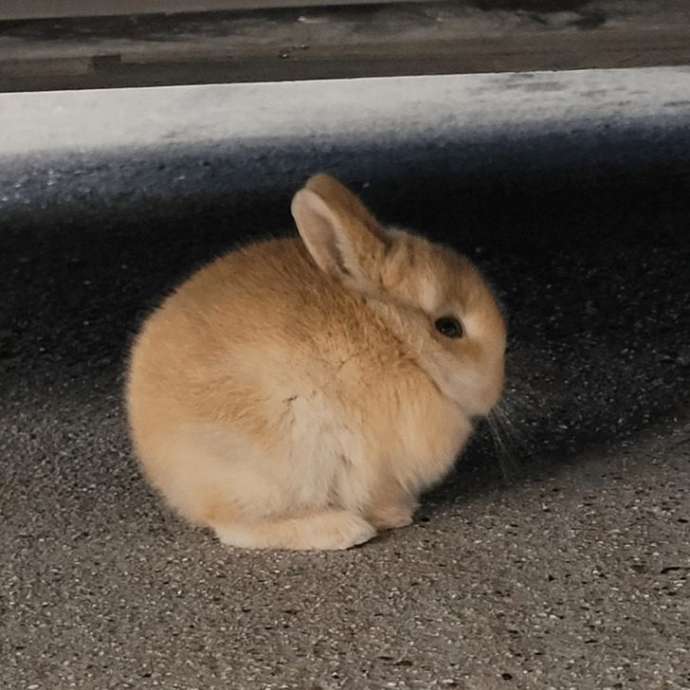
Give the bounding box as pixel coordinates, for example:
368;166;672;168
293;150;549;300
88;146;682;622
435;316;463;339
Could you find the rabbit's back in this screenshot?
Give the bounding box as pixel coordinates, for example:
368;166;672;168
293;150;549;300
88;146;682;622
127;238;398;421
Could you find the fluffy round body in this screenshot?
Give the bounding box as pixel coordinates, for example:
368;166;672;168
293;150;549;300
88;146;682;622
126;174;506;550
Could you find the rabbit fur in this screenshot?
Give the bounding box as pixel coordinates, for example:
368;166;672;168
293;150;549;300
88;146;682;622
126;174;506;550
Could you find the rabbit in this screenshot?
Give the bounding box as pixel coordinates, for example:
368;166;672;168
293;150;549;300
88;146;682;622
126;173;506;551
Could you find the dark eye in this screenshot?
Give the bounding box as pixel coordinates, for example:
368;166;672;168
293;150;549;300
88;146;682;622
434;316;463;339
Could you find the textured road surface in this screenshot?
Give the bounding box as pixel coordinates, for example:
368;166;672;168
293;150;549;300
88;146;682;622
1;73;689;689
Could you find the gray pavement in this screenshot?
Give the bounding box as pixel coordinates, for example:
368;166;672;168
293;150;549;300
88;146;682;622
1;71;689;689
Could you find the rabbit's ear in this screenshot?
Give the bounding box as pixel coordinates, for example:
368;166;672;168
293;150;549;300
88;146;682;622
291;174;389;292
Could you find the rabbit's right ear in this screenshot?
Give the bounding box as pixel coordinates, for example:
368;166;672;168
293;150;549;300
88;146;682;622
291;174;389;293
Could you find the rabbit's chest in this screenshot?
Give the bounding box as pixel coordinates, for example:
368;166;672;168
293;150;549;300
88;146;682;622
280;390;368;508
281;379;468;508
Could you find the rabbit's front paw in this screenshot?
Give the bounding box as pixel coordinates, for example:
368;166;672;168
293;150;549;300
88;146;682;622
310;512;377;550
369;501;417;530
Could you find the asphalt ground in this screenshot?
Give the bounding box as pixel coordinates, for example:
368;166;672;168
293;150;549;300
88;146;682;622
1;72;689;689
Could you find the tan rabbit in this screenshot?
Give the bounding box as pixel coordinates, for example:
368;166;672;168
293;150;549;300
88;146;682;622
126;174;506;550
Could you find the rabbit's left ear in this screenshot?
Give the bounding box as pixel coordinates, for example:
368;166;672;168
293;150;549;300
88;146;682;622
291;174;389;292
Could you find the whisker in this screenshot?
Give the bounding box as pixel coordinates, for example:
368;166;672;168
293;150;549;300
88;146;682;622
487;393;535;483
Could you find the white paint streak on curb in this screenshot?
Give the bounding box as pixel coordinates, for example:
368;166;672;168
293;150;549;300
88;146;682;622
1;67;689;159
